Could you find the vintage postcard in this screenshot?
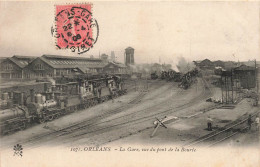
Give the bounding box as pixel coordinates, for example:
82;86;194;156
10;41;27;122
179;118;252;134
0;1;259;167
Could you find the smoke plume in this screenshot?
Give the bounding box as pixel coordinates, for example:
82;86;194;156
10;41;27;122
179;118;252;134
176;56;196;73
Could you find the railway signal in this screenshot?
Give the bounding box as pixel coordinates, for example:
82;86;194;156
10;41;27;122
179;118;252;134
150;117;168;138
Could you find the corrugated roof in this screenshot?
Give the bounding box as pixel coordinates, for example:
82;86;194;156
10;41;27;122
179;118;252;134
8;57;27;68
13;55;37;60
1;56;36;68
42;54;101;61
37;56;106;69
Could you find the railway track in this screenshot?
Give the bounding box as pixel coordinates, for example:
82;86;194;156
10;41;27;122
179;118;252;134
66;79;210;140
17;78;209;147
184;111;260;147
14;80;165;146
49;78;212;146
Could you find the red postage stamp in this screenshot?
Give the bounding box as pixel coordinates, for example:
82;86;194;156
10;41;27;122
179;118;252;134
52;4;99;54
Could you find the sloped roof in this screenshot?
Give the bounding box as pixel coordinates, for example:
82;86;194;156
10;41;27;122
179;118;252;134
77;66;90;73
3;55;36;68
42;54;101;61
7;57;27;68
241;61;256;67
234;64;255;71
193;60;202;63
104;62;125;69
32;55;107;69
13;55;37;60
108;61;127;68
200;59;213;65
214;60;225;66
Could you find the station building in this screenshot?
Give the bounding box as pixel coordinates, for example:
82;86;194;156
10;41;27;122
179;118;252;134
103;61;127;75
193;59;214;70
0;56;36;79
0;54;127;80
24;55;106;79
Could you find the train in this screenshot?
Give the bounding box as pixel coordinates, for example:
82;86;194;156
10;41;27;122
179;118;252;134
0;75;127;135
151;72;159;80
151;68;199;89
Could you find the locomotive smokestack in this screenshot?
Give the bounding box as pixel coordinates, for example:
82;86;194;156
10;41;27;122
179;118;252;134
30;89;35;103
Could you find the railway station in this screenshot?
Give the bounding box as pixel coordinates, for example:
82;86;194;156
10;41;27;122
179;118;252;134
0;48;259;148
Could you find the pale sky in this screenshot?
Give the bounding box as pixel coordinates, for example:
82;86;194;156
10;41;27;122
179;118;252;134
0;1;259;65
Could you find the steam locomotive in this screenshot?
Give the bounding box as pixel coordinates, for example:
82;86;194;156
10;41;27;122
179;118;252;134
0;75;126;135
151;68;199;89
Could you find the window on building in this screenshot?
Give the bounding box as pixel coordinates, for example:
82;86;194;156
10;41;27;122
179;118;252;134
1;73;10;78
34;64;44;70
3;64;13;70
56;69;67;76
39;73;44;77
47;73;53;77
11;73;22;78
25;73;30;78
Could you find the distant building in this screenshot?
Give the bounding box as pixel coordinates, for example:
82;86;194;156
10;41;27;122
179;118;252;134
103;61;128;74
125;47;134;66
196;59;214;70
233;64;256;89
194;59;238;71
214;66;225;75
223;61;238;70
0;54;130;80
213;60;225;68
101;54;109;62
24;55;106;79
193;60;202;66
0;55;35;79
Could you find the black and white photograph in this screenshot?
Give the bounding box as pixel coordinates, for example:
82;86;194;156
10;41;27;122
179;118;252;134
0;1;259;167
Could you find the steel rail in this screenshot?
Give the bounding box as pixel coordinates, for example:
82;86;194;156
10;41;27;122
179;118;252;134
185;111;259;147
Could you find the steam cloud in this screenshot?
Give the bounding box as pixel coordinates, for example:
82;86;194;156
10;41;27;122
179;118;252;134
176;56;196;73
